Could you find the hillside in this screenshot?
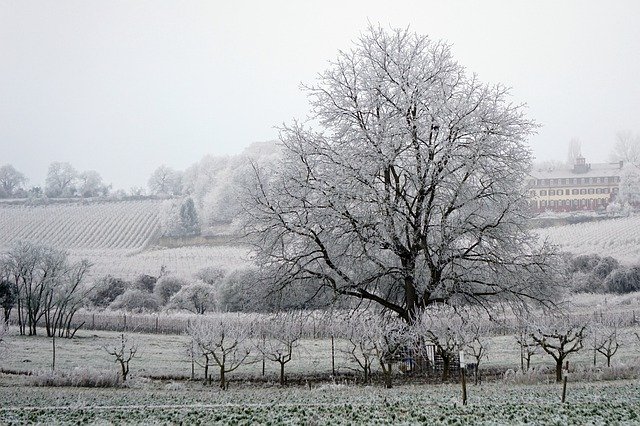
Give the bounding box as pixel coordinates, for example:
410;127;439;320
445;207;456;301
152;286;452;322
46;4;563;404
536;214;640;264
0;199;163;250
0;199;250;281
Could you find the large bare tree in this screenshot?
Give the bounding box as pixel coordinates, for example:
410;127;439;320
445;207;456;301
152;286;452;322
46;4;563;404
245;26;559;323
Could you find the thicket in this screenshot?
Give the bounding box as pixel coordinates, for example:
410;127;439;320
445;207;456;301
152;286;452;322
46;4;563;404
567;253;640;294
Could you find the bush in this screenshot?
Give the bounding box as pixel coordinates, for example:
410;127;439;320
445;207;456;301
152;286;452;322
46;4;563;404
30;368;121;387
132;274;157;293
168;282;217;314
194;267;226;285
90;276;128;308
154;276;187;304
605;267;640;294
110;289;161;313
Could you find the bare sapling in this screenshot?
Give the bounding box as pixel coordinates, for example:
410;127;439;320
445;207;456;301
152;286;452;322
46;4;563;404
590;316;622;367
515;317;540;372
335;312;378;384
103;333;139;382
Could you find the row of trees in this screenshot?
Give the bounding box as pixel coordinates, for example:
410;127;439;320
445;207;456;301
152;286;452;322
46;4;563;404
183;306;629;390
0;241;91;337
0;162;110;199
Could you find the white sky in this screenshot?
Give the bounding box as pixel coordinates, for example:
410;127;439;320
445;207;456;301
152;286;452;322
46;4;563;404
1;0;639;190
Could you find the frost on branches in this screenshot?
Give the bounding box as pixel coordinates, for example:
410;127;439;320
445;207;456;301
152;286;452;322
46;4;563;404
245;25;560;323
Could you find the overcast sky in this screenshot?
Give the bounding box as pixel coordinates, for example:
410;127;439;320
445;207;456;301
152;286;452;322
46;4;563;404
1;1;639;190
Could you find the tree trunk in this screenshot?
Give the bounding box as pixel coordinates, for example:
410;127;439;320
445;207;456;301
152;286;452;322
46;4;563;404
555;359;563;383
279;361;285;386
384;363;393;389
220;365;226;390
442;357;450;382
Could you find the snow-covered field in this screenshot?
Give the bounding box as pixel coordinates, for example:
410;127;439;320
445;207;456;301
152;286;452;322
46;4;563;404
0;200;250;280
536;214;640;264
0;375;638;424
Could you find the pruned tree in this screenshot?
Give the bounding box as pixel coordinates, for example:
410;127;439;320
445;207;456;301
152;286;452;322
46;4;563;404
188;318;252;389
244;25;559;324
530;317;586;382
103;333;139;382
256;311;306;386
0;164;27;198
45;161;77;198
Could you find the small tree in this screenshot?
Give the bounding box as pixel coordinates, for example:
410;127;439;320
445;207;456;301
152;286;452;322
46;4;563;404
256;311;306;386
414;305;469;382
465;323;489;385
590;316;622;367
188;319;251;389
168;282;217;314
335;312;378;384
89;276;128;308
103;333;139;382
371;316;411;389
0;279;16;326
154;276;186;305
530;318;586;382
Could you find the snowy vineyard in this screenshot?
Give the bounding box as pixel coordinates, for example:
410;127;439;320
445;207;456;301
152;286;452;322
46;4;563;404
536;214;640;264
0;199;163;250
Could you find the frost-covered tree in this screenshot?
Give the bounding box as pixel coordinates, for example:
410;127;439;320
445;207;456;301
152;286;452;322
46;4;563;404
335;312;379;384
0;164;27;198
530;317;586;382
610;130;640;164
255;311;306;386
161;197;201;237
168;282;217;314
0;279;16;326
109;289;161;313
45;162;77;198
77;170;109;198
148;164;183;196
103;333;139;382
245;25;558;323
153;276;186;304
188;318;252;389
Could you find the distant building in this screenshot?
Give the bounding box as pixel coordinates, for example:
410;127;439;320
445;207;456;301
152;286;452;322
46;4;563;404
528;157;623;212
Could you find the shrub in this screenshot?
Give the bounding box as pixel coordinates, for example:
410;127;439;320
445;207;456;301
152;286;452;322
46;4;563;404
132;274;157;293
110;289;161;313
154;276;187;304
168;282;216;314
90;276;128;308
194;267;226;285
30;368;121;387
605;267;640;294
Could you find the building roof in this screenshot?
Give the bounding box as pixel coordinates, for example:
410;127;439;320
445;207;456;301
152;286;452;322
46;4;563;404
530;161;623;179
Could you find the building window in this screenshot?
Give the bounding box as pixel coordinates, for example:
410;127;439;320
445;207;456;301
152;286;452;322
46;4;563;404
557;189;563;196
596;188;601;194
572;189;579;195
604;188;610;194
530;190;536;197
596;177;601;183
588;188;594;194
580;189;587;195
549;190;556;196
541;200;547;207
540;190;547;196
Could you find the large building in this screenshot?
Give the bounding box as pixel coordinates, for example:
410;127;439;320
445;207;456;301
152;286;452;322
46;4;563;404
528;157;623;212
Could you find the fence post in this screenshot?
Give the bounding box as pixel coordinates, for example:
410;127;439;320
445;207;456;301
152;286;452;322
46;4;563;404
92;313;95;329
155;316;159;333
123;314;127;332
